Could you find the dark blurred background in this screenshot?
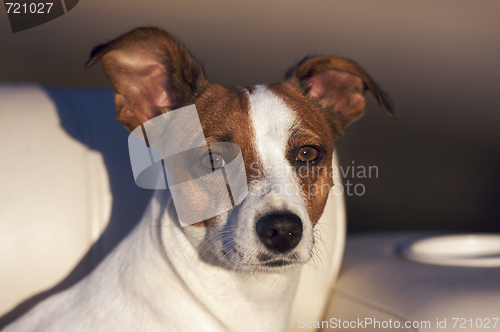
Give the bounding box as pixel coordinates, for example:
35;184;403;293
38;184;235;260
1;0;499;233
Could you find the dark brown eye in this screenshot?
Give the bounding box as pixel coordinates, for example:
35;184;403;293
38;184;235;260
201;153;225;169
296;146;319;162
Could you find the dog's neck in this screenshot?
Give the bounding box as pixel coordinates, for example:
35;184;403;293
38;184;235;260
97;190;301;332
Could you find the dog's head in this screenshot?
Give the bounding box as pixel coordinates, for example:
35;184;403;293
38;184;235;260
87;27;395;272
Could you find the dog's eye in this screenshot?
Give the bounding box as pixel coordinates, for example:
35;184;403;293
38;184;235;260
296;146;319;162
200;153;225;170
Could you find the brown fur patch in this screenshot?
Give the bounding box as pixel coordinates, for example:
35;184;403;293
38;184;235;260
268;82;337;224
285;57;396;131
285;56;396;121
186;85;263;227
86;27;208;132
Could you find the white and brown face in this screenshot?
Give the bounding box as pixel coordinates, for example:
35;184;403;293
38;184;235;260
87;27;395;272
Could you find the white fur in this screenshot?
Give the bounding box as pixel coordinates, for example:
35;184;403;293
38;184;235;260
3;86;315;332
244;85;314;261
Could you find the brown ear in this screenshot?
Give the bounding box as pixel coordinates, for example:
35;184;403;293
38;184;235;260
86;27;208;132
286;56;396;129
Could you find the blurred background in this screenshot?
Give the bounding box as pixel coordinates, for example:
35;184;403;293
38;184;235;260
1;0;499;234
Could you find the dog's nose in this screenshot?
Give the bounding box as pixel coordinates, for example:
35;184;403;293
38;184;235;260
256;213;303;253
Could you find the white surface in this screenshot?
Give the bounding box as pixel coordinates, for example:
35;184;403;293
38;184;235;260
0;84;153;329
400;234;500;267
325;233;500;332
0;85;110;317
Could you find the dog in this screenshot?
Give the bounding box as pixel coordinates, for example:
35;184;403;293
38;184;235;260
2;27;395;332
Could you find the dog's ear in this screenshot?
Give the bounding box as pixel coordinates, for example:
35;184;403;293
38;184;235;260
286;56;396;129
86;27;207;132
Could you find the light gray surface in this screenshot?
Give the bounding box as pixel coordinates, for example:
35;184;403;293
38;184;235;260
324;233;500;331
0;85;153;328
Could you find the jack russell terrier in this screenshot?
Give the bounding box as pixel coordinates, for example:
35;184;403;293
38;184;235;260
3;27;395;332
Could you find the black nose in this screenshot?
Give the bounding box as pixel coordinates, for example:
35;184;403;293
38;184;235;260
256;213;303;253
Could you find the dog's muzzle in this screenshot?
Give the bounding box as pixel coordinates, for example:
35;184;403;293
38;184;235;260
256;213;303;253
